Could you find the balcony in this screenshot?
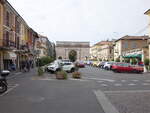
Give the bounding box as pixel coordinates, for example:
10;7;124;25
0;39;16;50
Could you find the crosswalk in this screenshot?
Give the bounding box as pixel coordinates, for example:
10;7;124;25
0;84;19;96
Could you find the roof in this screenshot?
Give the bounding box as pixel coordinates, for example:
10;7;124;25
93;41;112;46
115;35;150;42
144;9;150;15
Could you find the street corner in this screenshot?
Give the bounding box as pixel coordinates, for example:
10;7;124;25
103;90;150;113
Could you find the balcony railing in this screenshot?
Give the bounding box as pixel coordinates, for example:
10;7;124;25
0;39;16;49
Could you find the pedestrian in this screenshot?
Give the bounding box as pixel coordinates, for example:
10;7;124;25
26;60;30;72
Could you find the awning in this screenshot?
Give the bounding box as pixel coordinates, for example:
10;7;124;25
4;52;17;60
123;54;142;58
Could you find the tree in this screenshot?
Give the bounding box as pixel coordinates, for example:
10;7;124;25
115;58;120;62
144;58;150;70
58;56;62;60
69;50;77;62
38;56;54;66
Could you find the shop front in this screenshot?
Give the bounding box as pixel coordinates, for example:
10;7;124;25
3;51;17;70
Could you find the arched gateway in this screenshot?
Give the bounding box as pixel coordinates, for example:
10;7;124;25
56;41;90;61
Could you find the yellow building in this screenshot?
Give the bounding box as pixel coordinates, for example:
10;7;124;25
0;0;4;69
144;9;150;60
90;42;102;60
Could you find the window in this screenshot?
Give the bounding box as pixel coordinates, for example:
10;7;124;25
123;41;128;49
131;42;137;49
6;11;9;26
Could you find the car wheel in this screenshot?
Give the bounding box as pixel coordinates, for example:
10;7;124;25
71;68;75;73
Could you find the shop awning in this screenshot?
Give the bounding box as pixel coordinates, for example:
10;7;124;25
4;52;17;59
123;54;142;58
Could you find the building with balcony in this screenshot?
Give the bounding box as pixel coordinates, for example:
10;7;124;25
144;9;150;60
35;35;54;58
97;41;113;61
114;35;149;62
0;0;39;70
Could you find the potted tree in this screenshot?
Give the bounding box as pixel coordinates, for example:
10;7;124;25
72;71;81;79
56;70;68;80
144;58;150;72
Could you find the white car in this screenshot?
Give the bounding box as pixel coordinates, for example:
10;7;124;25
47;61;61;72
103;62;112;70
61;62;75;72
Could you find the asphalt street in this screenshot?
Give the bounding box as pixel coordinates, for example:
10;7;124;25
0;66;150;113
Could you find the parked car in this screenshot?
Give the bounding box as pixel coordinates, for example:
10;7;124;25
103;62;111;70
92;61;99;67
47;61;61;73
61;62;76;72
47;60;76;73
99;61;106;68
111;63;144;73
76;61;85;68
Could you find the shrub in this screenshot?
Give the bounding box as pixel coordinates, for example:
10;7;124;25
115;58;120;62
144;59;150;70
72;71;81;79
131;58;137;65
144;59;149;66
37;56;54;66
38;67;44;76
56;70;68;80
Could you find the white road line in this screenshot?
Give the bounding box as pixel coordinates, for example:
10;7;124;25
83;77;115;82
128;83;136;86
114;84;122;86
101;84;108;87
121;80;126;82
131;80;138;82
0;84;19;97
94;90;120;113
69;78;89;82
97;81;104;83
145;80;150;82
104;90;150;93
142;83;150;86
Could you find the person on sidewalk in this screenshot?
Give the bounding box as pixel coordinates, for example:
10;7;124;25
26;60;31;72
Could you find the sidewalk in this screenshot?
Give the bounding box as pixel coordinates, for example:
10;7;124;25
8;68;37;79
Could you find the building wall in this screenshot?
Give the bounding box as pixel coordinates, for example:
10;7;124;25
98;44;113;61
114;39;148;61
90;45;101;59
114;41;122;61
56;42;90;61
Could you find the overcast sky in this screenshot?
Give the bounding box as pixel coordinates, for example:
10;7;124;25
8;0;150;45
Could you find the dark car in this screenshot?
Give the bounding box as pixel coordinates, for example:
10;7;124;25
111;63;144;73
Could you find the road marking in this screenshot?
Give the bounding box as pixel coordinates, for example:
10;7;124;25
128;83;136;86
69;78;89;82
114;83;122;86
101;84;108;87
142;83;150;86
83;77;115;82
104;90;150;93
97;81;104;83
0;84;19;96
121;80;126;82
131;80;138;82
145;80;150;82
94;90;120;113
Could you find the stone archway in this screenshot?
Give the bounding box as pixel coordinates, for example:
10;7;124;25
68;50;77;62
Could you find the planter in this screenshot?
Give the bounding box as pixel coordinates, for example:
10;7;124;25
55;71;67;80
72;71;81;79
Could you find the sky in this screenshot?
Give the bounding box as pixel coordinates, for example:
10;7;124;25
8;0;150;45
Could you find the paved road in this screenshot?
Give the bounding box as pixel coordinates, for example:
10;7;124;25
0;66;150;113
